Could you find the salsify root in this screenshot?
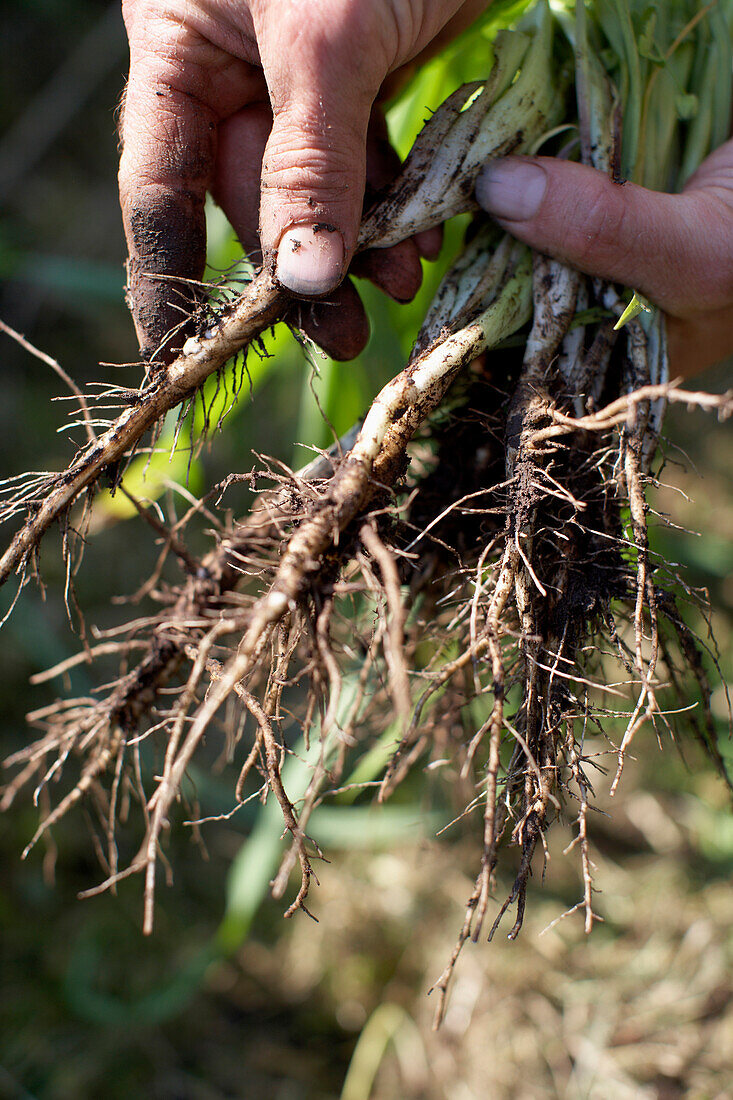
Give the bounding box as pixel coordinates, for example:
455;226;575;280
3;0;733;1030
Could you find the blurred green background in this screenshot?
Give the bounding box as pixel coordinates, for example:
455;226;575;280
1;2;732;1097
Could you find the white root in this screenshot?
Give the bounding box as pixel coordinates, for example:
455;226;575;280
359;5;563;250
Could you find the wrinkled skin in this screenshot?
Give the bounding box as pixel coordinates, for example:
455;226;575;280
119;0;487;362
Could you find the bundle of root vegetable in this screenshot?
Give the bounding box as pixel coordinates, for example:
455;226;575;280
2;0;733;1022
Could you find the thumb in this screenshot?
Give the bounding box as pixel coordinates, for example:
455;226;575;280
255;7;387;296
476;156;731;317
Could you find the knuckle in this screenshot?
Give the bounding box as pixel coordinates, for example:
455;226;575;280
262;138;363;204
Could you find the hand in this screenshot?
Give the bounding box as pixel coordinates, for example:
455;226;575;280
119;0;488;363
476;139;733;378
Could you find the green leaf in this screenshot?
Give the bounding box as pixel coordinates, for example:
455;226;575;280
613;291;653;330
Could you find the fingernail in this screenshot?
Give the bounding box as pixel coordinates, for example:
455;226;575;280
476;158;548;221
276;224;345;295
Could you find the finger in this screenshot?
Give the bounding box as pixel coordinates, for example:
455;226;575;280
215;104;374;360
213;103;273;262
120;53;215;360
350;240;423;302
119;15;260;362
296;278;370;361
414;226;444;261
475;155;733;317
215;106;369;360
254;3;389;296
217;108;424;347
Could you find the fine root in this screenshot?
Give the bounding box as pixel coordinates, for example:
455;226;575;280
3;7;733;1028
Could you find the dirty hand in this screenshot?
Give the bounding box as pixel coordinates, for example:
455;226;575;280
476;139;733;378
119;0;488;363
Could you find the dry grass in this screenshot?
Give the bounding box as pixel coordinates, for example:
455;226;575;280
240;747;733;1100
